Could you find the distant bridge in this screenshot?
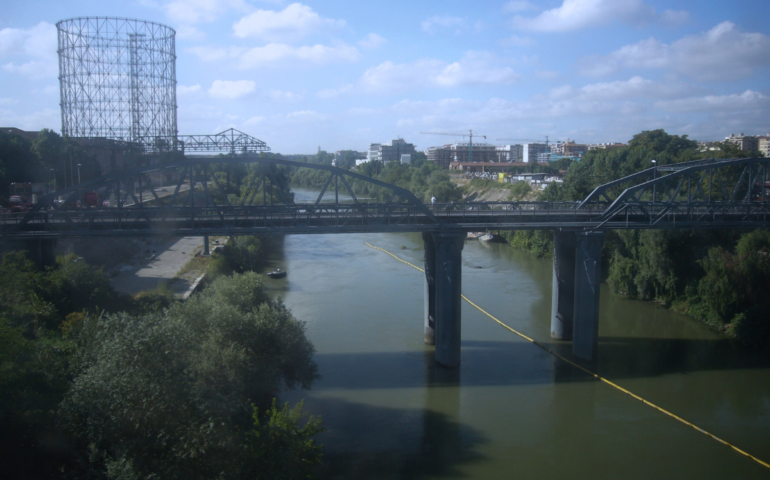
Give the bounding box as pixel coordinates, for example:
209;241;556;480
1;155;767;367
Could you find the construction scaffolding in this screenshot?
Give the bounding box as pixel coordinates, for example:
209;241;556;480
57;17;178;153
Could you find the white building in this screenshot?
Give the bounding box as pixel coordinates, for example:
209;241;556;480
522;143;548;163
368;143;382;163
401;154;411;164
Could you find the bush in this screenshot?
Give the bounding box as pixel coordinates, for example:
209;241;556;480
727;307;770;349
61;272;320;479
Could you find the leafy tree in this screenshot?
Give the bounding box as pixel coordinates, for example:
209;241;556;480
61;272;320;480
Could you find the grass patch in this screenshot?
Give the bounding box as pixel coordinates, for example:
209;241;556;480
176;255;211;277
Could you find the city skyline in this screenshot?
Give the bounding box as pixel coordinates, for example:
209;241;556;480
1;0;768;153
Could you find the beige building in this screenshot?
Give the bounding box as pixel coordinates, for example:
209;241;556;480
758;136;770;157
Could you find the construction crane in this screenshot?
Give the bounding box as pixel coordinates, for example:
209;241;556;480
421;130;487;163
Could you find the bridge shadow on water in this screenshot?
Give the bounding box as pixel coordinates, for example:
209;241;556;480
313;337;770;392
294;348;489;479
310;395;488;479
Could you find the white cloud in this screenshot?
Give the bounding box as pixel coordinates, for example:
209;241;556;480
268;90;302;102
535;70;559;79
549;76;696;101
358;33;386;50
233;3;345;42
510;0;685;32
208;80;256;99
164;0;250;24
178;84;202;95
581;22;770;81
318;84;353;99
421;15;467;34
0;107;59;131
3;61;56;79
0;22;57;79
189;41;360;68
501;35;535;47
187;46;245;61
359;52;519;93
244;116;265;126
503;1;536;12
238;42;360;68
654;90;770;113
660;9;689;26
175;25;206;40
285;110;329;122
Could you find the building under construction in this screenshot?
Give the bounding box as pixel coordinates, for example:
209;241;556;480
426;143;499;169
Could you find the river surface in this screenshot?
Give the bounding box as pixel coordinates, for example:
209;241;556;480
265;190;770;479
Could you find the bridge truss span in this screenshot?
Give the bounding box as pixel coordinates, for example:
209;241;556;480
578;157;770;229
1;156;769;239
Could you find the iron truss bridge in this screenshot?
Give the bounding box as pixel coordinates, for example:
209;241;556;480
175;128;270;155
1;157;769;239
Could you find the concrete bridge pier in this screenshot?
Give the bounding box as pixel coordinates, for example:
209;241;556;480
551;231;576;340
203;235;210;256
572;231;605;361
432;232;465;368
25;238;57;268
422;233;437;345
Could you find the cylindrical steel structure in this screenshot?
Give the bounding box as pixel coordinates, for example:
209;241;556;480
57;17;177;152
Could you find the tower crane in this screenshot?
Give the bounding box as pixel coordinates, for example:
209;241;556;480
421;130;487;163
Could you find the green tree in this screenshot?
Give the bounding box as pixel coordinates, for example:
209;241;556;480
61;272;320;479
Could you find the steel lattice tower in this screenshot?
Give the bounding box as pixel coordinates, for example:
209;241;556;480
57;17;178;152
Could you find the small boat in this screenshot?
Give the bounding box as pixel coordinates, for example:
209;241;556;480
467;232;483;239
479;233;494;242
267;268;287;279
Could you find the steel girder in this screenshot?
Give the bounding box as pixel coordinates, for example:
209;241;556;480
578;157;770;229
175;129;271;155
2;156;769;239
3;156;441;238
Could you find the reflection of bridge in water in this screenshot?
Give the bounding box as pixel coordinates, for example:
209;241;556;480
2;156;768;367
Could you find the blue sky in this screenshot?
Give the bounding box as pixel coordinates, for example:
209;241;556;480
1;0;769;153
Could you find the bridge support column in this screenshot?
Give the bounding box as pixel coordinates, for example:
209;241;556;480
203;235;210;256
572;231;605;361
25;238;57;268
551;231;576;340
422;233;437;345
433;232;464;368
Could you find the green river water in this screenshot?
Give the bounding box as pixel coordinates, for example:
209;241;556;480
265;191;770;479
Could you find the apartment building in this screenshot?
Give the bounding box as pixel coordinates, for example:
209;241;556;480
725;133;760;151
758;135;770;157
368;138;417;164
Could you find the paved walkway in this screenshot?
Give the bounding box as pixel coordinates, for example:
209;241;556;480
110;236;207;296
